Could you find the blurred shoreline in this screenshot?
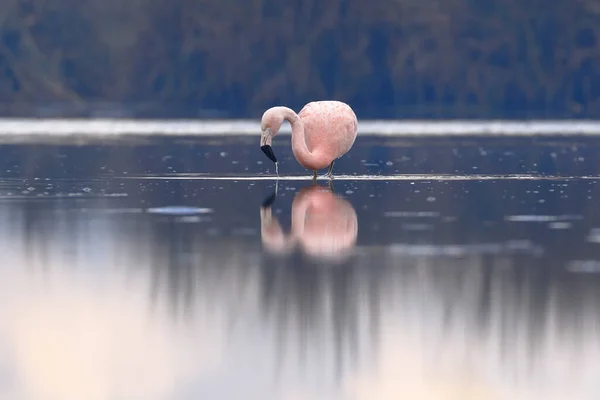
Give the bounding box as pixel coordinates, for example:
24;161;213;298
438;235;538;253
0;118;598;140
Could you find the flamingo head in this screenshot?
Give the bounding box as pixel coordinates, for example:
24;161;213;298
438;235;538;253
260;128;277;163
260;108;284;163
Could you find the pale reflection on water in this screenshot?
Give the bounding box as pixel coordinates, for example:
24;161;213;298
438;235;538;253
0;175;599;399
260;184;358;262
0;207;227;400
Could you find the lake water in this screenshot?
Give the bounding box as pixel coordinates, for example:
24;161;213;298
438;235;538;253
1;124;600;399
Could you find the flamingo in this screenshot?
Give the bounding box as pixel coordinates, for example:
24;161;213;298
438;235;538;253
260;101;358;179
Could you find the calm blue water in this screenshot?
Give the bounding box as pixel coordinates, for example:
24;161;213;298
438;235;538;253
0;133;599;399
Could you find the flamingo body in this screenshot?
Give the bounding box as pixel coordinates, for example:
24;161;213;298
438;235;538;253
295;101;358;170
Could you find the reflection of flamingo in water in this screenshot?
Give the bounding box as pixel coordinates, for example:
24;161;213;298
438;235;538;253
259;101;358;180
260;183;358;262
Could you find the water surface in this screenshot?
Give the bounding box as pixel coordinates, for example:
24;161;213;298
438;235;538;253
0;134;600;399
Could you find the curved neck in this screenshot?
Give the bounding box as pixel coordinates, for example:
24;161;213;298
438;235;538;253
278;107;319;169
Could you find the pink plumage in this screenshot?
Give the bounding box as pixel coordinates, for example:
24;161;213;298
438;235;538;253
260;100;358;177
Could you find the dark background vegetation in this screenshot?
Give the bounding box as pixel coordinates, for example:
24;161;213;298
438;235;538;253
0;0;599;119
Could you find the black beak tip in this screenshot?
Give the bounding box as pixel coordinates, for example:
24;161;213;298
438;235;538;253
261;145;277;163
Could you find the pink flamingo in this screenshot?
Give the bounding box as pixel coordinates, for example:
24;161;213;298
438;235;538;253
260;101;358;179
260;184;358;262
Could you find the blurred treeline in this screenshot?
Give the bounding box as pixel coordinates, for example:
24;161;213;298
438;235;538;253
0;0;599;118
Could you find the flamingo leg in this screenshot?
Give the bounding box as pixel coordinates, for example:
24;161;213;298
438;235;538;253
325;160;335;178
312;170;317;184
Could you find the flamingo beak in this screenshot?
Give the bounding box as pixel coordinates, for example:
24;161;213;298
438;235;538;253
260;129;277;163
